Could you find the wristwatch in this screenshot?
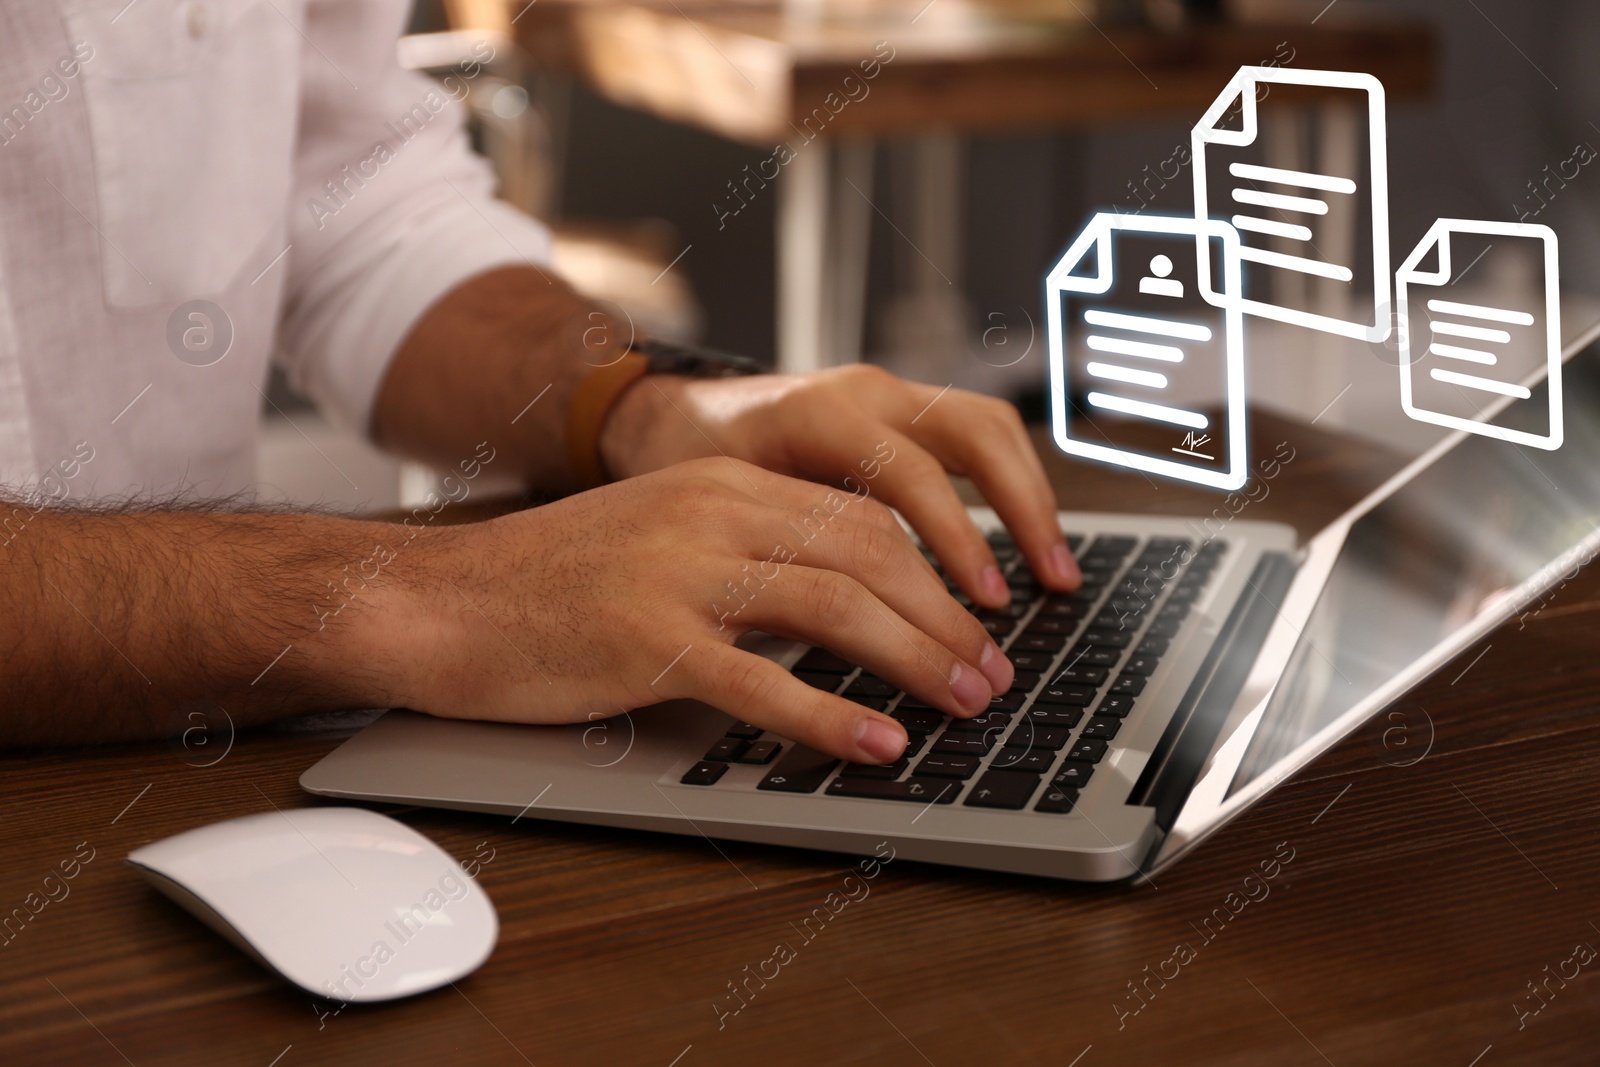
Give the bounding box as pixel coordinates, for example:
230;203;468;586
563;337;764;488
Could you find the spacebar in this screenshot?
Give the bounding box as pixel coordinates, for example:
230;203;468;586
757;743;839;793
825;777;961;803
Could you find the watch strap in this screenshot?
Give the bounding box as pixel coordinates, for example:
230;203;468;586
564;352;651;489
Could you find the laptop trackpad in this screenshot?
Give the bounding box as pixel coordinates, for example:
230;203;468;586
299;702;733;816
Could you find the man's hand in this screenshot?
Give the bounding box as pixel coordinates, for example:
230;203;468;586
601;364;1081;609
399;458;1015;764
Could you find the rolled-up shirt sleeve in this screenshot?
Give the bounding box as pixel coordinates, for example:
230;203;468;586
275;0;552;434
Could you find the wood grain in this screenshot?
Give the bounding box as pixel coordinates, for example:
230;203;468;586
6;412;1600;1066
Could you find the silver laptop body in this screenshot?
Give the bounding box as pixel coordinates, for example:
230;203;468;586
303;320;1600;883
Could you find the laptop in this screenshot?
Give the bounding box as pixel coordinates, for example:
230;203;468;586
301;319;1600;883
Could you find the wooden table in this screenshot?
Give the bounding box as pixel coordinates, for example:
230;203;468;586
7;411;1600;1064
477;0;1436;378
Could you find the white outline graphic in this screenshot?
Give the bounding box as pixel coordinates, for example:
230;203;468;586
1193;67;1391;342
1046;213;1249;491
1395;218;1563;450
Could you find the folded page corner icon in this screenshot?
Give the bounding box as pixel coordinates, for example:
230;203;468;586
1046;212;1249;491
1396;218;1562;451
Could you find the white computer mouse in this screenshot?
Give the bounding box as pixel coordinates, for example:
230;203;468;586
127;807;498;1002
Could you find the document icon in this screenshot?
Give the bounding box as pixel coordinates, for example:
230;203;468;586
1395;219;1562;450
1046;213;1248;490
1192;67;1390;342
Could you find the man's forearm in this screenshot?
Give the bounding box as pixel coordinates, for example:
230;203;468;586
0;509;426;747
371;265;653;494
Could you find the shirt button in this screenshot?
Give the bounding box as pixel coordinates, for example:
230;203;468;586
186;2;208;38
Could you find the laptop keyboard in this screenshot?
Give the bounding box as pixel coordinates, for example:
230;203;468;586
679;531;1228;815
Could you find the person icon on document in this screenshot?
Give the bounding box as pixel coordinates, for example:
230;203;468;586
1140;255;1185;299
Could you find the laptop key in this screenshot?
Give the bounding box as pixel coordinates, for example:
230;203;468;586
838;759;908;779
1053;763;1094;789
1156;602;1191;623
1146;618;1182;638
932;732;997;756
1081;630;1131;649
891;709;945;735
725;721;764;740
1089;535;1137;555
1066;739;1109;763
1008;573;1040;594
965;769;1043;810
1005;725;1071;751
1079;717;1122;741
1094;695;1137;718
915;754;981;779
1036;684;1095;706
1037;599;1088;620
1135;636;1170;657
1111;675;1147;696
981;617;1017;637
1008;670;1042;694
1025;706;1083;729
1014;632;1068;653
736;740;783;764
985;691;1028;713
1145;536;1193;555
1122;655;1160;677
1072;646;1122;668
826;777;961;803
1024;703;1088;729
681;761;728;786
944;710;1014;734
843;695;889;710
705;739;749;762
1022;616;1077;636
795;648;854;674
1007;650;1055;674
758;744;840;793
1094;611;1137;632
1035;786;1079;813
991;747;1054;774
1053;665;1108;687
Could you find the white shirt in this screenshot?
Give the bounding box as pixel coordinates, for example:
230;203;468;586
0;0;552;501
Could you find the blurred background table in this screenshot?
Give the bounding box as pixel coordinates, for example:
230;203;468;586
452;0;1436;375
8;412;1600;1064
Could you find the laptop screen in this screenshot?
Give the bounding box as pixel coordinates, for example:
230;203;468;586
1226;334;1600;795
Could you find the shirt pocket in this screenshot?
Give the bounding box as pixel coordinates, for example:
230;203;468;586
62;0;301;308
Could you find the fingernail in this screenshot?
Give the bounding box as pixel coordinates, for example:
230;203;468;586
856;718;907;763
950;661;992;713
979;642;1013;693
1052;543;1082;587
980;564;1008;604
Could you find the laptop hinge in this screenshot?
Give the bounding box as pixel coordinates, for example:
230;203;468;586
1127;550;1297;830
